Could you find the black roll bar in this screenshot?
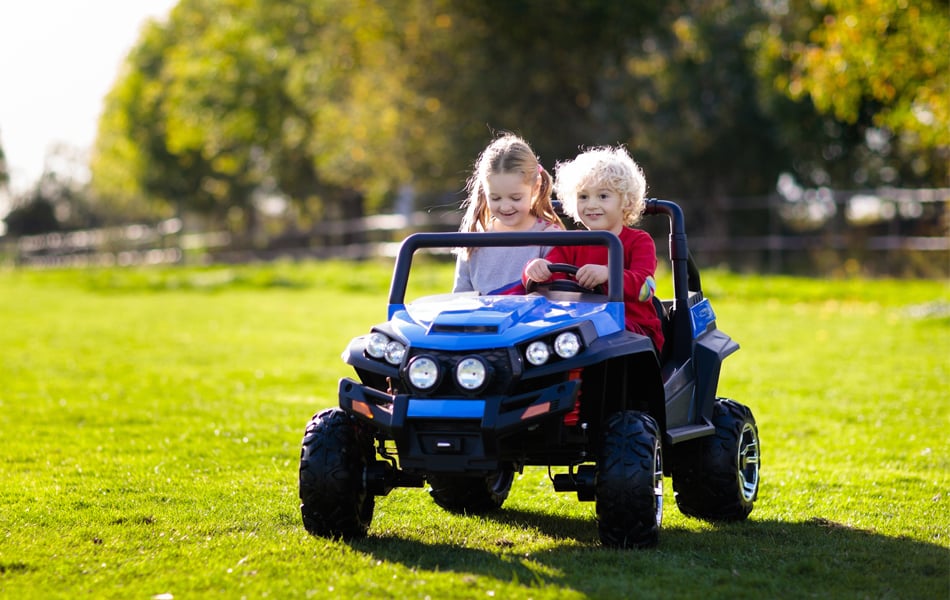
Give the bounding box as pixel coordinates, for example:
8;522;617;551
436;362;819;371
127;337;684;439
643;198;699;361
389;230;625;305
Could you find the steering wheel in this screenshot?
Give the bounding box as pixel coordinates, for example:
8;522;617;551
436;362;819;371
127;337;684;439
526;263;606;295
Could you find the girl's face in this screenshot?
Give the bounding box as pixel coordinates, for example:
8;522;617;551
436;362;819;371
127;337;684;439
484;171;539;232
574;185;626;234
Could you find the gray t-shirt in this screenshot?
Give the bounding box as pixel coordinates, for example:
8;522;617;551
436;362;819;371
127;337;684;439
452;219;560;295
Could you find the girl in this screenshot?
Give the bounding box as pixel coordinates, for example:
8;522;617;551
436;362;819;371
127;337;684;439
523;145;664;351
453;133;564;295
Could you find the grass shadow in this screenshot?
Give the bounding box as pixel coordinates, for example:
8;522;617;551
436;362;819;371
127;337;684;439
346;513;948;598
479;506;601;544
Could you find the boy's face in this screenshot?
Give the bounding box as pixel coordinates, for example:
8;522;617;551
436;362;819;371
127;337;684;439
574;185;625;234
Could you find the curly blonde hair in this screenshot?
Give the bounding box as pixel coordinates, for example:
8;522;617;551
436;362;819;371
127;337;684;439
554;146;647;227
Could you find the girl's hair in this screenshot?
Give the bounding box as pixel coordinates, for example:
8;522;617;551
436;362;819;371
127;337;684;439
459;133;563;235
554;145;648;227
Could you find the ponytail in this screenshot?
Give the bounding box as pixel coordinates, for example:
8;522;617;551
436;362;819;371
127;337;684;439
531;167;565;229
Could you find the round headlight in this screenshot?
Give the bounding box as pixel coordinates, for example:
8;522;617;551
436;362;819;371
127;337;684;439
456;357;487;391
408;356;440;389
366;332;389;358
554;332;581;358
525;341;550;366
384;340;406;365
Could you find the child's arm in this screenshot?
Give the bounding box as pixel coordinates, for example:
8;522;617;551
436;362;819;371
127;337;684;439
574;264;608;289
522;244;573;285
620;230;658;303
452;255;475;293
524;258;552;283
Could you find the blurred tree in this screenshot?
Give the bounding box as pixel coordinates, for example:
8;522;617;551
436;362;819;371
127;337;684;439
94;0;772;229
93;0;465;232
93;0;288;230
425;2;663;167
788;0;947;150
3;195;59;237
91;16;186;223
90;0;670;228
584;0;784;238
3;170;100;236
90;0;944;244
281;0;461;220
752;0;949;187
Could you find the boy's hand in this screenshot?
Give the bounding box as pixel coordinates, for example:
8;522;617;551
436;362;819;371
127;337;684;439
524;258;552;282
575;264;608;289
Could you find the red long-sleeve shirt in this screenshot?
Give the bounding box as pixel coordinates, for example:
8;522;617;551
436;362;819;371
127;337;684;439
525;227;664;351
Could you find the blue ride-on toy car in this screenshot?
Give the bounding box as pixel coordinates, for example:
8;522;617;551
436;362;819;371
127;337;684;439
298;199;760;548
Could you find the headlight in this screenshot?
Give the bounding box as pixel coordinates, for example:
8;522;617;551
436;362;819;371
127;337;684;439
456;356;487;391
366;332;389;358
408;356;440;389
384;340;406;365
525;341;550;366
554;332;581;358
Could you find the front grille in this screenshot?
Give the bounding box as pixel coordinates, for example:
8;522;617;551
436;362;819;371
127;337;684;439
405;347;516;396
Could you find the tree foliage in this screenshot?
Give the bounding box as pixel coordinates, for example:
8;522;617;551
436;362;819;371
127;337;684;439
3;170;101;237
3;196;58;237
88;0;947;235
594;1;785;204
93;0;471;228
789;0;947;149
753;0;949;186
3;144;102;236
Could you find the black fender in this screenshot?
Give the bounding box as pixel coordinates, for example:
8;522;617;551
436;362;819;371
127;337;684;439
568;332;665;438
693;329;739;422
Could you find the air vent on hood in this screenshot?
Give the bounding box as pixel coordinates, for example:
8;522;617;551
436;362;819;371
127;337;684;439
430;324;499;334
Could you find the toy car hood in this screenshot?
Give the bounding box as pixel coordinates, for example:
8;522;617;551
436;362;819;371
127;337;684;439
388;292;624;352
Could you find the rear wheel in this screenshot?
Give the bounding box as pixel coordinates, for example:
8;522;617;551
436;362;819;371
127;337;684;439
299;408;375;538
672;398;760;521
428;469;514;514
596;411;663;548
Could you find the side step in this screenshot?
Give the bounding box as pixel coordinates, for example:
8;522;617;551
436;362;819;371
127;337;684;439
665;421;715;445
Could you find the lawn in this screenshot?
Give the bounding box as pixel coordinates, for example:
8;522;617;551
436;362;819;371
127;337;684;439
1;261;947;599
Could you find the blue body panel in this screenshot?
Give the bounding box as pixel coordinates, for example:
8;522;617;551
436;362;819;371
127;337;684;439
689;298;716;338
387;294;626;351
407;399;486;419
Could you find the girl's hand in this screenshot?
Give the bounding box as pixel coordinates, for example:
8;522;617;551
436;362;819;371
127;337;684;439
524;259;552;282
575;264;608;289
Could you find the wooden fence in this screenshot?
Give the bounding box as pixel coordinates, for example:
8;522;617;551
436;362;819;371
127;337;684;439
3;188;947;276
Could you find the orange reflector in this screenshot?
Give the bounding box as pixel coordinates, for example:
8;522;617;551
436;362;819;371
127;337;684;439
352;400;374;420
522;402;550;420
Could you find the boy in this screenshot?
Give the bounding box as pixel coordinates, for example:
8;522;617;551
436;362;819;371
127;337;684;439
523;146;664;351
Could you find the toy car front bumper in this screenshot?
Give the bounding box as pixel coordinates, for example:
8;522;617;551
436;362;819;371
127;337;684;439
338;377;581;472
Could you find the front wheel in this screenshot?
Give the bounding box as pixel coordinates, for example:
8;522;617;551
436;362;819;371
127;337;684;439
428;469;514;514
596;411;663;548
672;398;760;521
299;408;375;538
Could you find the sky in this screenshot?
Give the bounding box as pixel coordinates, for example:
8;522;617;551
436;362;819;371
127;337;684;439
0;0;178;197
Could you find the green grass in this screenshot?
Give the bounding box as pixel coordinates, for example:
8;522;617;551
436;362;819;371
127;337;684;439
1;261;948;599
